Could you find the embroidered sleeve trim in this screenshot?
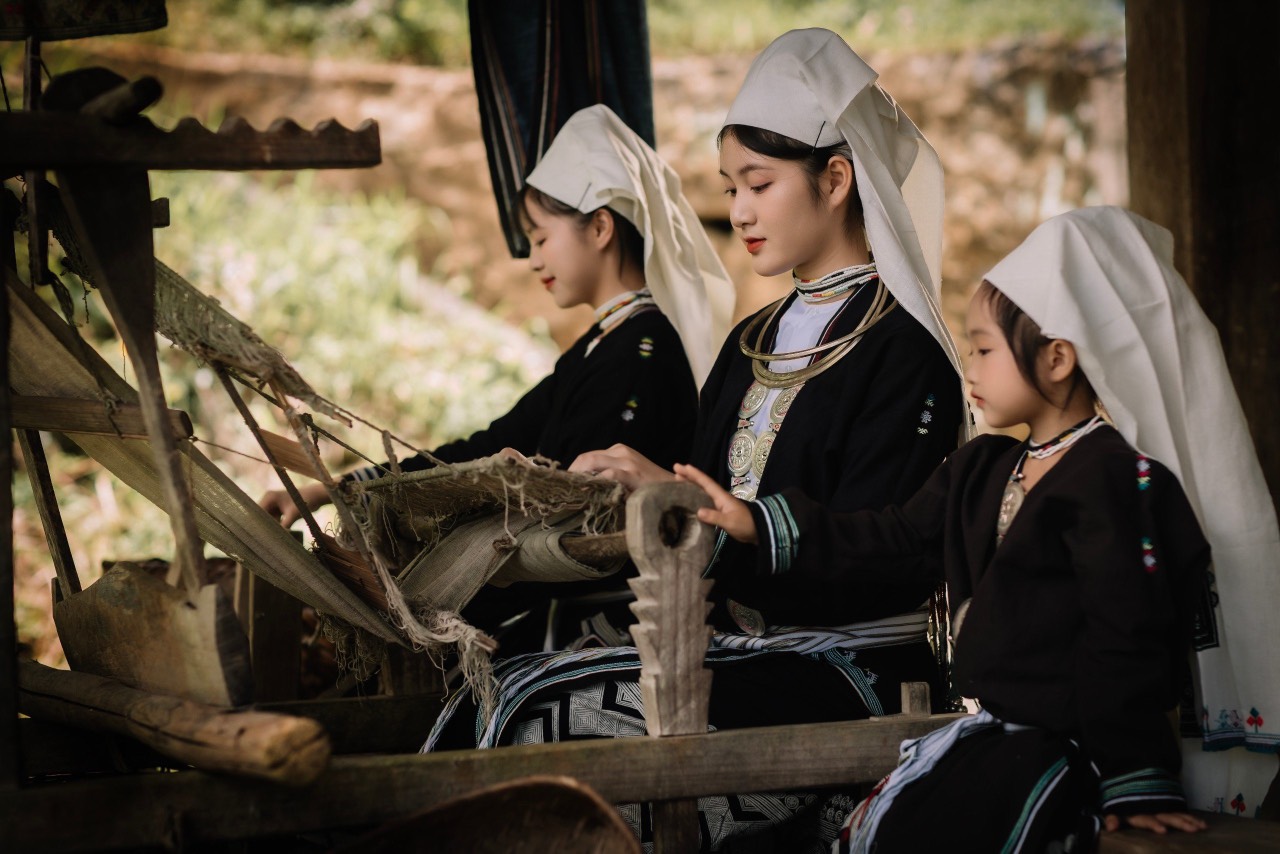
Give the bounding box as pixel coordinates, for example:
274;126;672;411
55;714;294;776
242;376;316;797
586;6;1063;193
1099;767;1186;813
751;494;800;575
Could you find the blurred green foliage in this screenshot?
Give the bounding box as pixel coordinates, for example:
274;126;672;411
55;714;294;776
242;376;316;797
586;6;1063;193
7;171;554;664
103;0;1122;65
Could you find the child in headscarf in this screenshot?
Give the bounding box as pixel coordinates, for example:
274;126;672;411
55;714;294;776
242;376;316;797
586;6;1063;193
682;206;1279;849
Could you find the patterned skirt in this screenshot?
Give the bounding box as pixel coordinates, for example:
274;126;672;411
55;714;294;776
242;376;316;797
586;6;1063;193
425;641;939;852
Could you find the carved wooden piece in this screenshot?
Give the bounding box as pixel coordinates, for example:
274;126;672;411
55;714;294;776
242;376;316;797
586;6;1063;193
17;660;329;786
9;395;193;439
0;112;381;171
53;562;253;708
626;482;715;738
55;167;205;593
626;482;715;853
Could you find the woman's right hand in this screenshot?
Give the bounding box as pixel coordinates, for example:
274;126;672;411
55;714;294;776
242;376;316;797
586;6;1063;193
259;480;333;528
568;443;676;492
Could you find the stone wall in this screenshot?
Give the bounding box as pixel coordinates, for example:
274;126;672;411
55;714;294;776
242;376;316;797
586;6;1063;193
72;37;1125;349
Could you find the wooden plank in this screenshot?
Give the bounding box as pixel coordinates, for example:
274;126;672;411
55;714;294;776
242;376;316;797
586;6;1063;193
259;429;325;480
0;183;17;798
18;660;329;786
56;168;206;592
53;561;254;708
0;112;381;171
1127;0;1280;503
331;775;639;854
254;694;446;755
9;395;192;439
16;431;81;597
235;566;302;703
1099;811;1280;853
1;714;961;852
18;718;172;779
625;482;716;850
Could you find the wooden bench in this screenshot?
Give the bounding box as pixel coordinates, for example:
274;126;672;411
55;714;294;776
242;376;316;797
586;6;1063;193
5;483;1277;852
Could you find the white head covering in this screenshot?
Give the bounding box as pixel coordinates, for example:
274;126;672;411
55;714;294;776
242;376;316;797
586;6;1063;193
526;104;735;386
722;28;966;400
985;206;1280;762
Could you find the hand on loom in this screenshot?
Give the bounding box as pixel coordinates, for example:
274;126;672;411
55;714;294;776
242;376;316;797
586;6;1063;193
674;463;758;544
568;443;677;492
259;481;331;528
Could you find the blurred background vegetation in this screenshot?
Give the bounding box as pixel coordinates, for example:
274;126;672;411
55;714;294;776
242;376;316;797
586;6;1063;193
4;0;1124;665
127;0;1123;64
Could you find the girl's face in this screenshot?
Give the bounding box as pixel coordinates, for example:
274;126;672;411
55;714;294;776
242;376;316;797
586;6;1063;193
524;199;606;309
719;135;850;279
963;293;1046;430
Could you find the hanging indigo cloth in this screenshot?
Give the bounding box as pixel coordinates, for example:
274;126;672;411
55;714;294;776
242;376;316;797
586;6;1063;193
468;0;655;257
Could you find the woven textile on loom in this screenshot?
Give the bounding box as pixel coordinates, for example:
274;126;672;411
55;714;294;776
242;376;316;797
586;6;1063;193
9;253;628;692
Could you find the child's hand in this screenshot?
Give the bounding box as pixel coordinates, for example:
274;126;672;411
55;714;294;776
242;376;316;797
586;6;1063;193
673;463;758;544
1103;812;1207;835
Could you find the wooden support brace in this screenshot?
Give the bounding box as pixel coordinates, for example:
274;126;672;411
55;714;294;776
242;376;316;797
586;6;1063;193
17;660;329;786
10;395;192;439
15;430;81;598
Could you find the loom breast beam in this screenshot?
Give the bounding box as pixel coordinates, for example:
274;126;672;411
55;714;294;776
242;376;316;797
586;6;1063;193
625;482;715;854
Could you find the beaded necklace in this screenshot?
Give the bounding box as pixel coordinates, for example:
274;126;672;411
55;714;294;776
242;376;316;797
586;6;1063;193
793;261;878;304
585;288;657;356
996;414;1106;544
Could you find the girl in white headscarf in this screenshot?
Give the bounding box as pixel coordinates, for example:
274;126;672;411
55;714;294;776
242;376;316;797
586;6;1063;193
429;29;970;850
261;104;732;652
685;206;1277;849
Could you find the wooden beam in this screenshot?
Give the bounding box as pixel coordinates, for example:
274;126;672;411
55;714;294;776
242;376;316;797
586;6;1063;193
18;660;329;786
1127;0;1280;503
9;395;192;439
16;431;81;598
0;183;18;801
1098;811;1280;852
1;713;961;852
0;112;381;172
253;694;446;756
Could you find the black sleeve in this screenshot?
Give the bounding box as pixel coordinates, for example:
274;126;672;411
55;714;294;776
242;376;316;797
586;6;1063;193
1068;456;1209;816
728;452;954;623
826;322;964;511
542;316;697;470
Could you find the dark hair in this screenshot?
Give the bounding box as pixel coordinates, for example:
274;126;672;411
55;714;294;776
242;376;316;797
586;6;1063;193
716;124;865;238
976;280;1093;405
519;184;645;277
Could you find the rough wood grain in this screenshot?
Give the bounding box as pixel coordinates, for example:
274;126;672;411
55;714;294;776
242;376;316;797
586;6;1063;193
625;482;715;739
1098;811;1280;853
0;112;381;171
333;775;640;854
16;431;81;598
53;561;253;708
9;395;192;439
56;168;206;593
2;714;963;851
17;660;330;786
234;567;301;703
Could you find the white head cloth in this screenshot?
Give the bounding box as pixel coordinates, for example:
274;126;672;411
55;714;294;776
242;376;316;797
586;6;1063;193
526;104;735;386
722;28;966;406
986;206;1280;761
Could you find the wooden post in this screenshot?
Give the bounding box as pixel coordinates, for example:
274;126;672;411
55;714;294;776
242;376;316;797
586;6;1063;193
625;482;715;854
234;566;302;703
1;168;19;798
1127;0;1280;504
16;431;81;599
